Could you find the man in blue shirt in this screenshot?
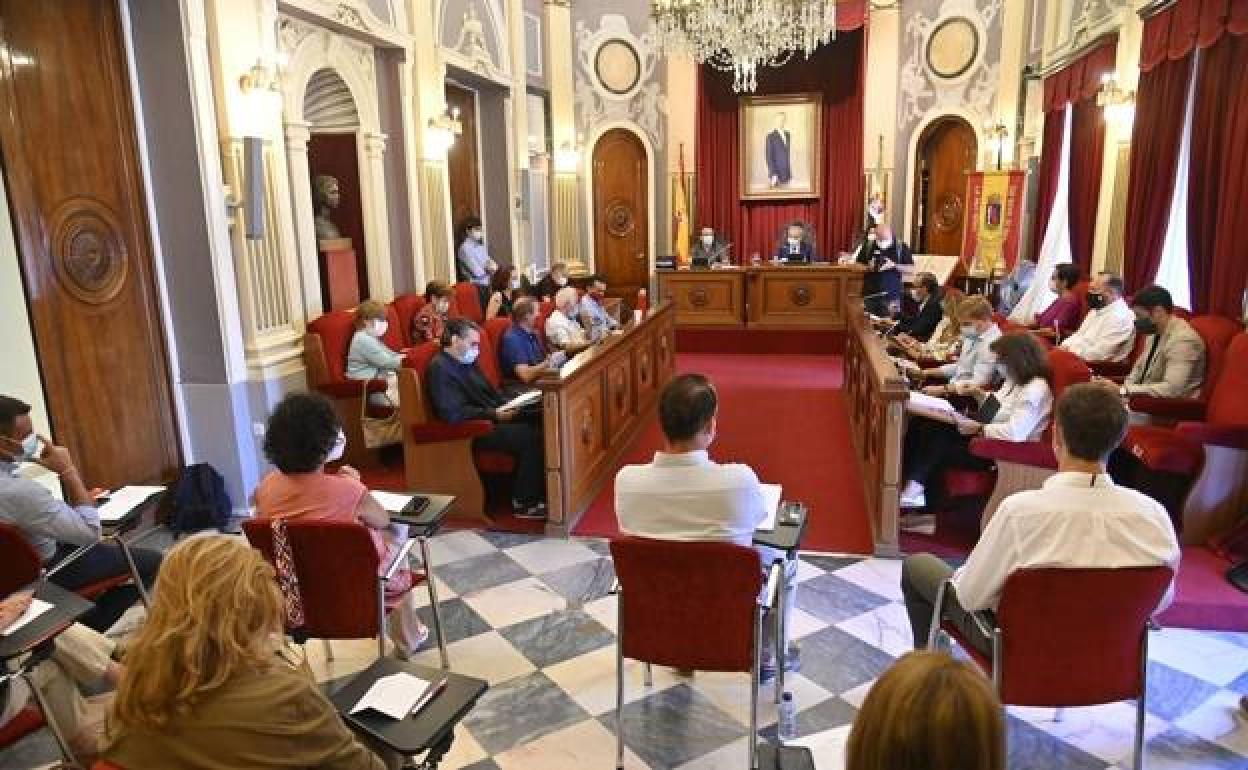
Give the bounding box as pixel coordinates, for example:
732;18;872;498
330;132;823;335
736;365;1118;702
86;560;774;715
499;298;565;391
456;215;496;309
578;275;620;341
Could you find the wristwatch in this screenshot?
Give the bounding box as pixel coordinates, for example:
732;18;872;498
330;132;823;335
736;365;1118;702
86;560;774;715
1118;385;1129;399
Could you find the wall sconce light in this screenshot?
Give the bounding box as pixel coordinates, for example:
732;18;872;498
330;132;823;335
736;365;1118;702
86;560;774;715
985;122;1009;171
239;58;281;96
554;139;582;174
238;58;282;134
1097;72;1136;130
426;106;462;158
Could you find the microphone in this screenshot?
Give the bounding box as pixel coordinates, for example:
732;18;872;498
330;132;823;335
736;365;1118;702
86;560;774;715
862;291;889;301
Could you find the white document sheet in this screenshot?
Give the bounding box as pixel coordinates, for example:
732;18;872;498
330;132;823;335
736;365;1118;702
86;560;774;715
1;598;53;637
757;483;783;531
371;491;415;513
500;390;542;412
905;392;959;424
98;485;165;523
350;672;434;720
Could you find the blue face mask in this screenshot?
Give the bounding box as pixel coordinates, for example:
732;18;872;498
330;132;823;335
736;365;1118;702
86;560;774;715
14;433;39;463
961;324;978;340
996;363;1010;382
457;347;480;365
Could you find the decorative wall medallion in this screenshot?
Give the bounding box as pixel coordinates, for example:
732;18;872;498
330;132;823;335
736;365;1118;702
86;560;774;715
49;198;127;304
332;4;368;30
595;39;641;96
932;193;964;232
925;16;979;80
689;287;710;308
789;284;813;307
605;199;635;237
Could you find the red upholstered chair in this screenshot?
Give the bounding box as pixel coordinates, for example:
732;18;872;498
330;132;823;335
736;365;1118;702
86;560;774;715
241;518;447;667
390;294;426;348
397;342;516;520
929;566;1173;770
304;310;390;468
452;281;484;323
1128;315;1242;423
536;299;555;339
610;537;778;770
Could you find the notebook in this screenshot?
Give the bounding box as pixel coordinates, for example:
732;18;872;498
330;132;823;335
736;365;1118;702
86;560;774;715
500;390;542;412
1;598;53;637
98;485;165;523
905;392;959;424
349;672;439;720
757;483;783;531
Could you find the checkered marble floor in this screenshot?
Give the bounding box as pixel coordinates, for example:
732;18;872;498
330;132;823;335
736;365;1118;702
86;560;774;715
6;529;1248;769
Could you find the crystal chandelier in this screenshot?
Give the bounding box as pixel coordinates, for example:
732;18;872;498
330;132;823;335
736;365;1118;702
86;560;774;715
651;0;838;92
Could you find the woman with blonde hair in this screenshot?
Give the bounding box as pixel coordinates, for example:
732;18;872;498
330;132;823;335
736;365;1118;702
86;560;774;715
103;535;395;769
846;650;1004;770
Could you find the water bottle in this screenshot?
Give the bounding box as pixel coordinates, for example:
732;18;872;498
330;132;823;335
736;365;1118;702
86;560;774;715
777;691;797;743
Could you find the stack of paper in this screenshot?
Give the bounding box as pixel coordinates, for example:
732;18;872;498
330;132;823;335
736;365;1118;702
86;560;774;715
905;392;959;423
501;390;541;412
371;491;415;513
350;672;437;720
98;485;165;523
757;483;783;531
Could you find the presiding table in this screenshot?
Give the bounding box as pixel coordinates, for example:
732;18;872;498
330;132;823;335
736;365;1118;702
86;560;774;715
844;300;909;556
655;264;865;330
536;302;677;535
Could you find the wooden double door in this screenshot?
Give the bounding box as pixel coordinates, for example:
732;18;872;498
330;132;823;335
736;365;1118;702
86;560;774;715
0;0;180;487
592;128;650;307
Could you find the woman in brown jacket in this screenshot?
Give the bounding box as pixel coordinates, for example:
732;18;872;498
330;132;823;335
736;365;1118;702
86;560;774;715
103;535;396;769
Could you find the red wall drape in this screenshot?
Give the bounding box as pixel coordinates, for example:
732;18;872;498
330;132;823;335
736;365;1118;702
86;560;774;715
695;28;865;261
1031;39;1116;270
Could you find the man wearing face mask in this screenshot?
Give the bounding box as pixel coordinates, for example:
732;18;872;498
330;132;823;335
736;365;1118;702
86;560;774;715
691;226;728;267
426;319;547;519
892;272;944;342
0;395;163;633
411;281;455;345
1109;285;1206;399
856;223;912;317
546;286;593;354
346;300;406;407
916;296;1002;393
615;374;798;682
578;275;620;341
1060;273;1136;363
900;384;1179;656
534;262;570;302
773;221;814;264
456;215;497;308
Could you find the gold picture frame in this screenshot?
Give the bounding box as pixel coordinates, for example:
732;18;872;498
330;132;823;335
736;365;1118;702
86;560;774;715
739;92;823;201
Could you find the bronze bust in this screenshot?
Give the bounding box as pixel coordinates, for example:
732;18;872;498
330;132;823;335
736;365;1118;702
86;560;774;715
313;174;344;241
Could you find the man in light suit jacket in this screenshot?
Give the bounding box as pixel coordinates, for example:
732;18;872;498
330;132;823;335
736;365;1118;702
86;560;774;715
766;112;792;187
1117;285;1206;399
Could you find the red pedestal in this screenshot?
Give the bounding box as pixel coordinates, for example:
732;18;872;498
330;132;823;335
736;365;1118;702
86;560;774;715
319;238;360;311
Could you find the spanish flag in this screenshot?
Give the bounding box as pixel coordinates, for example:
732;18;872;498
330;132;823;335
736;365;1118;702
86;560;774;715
674;143;690;266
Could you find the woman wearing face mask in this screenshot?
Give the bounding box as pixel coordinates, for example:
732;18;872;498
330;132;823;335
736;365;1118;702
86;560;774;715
900;332;1053;514
411;281;455;344
346;300;405;406
485;265;519;319
253;392;429;657
1030;263;1082;339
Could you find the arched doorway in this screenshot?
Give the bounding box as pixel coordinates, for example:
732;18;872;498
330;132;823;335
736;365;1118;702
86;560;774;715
592;128;649;305
911;116;977;256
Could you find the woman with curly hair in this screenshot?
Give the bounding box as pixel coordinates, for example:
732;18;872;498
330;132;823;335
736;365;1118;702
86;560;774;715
252;392;428;658
102;535;398;769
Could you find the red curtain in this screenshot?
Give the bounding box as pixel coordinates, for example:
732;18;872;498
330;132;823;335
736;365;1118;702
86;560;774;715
1122;55;1193;294
1031;39;1115;268
695;28;865;261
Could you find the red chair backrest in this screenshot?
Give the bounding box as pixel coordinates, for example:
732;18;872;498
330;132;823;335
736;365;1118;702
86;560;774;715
453;282;484;323
477;322;503;389
610;536;762;672
537;300;555;338
483;317;513;378
1189;315;1242;403
306;310;359;386
380;304;404;352
995;566;1172;706
0;522;42;597
391;294;427;349
1047;347;1092;399
242;518;382;640
1071;280;1091;326
1206;331;1248;426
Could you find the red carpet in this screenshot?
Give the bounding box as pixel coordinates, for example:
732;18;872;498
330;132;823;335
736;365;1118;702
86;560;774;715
573;353;875;555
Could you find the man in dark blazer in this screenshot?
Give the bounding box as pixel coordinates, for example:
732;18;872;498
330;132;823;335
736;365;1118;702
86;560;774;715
774;221;814;263
766;112;792;187
857;224;912;316
894;272;944;341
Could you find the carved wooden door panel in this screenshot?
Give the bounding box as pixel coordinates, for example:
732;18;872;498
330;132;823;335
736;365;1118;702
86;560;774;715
445;83;481;231
592;128;649;304
0;0;180;487
917;118;977;257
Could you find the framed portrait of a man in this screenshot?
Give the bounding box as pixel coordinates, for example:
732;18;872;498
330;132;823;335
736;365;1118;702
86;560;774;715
739;93;822;200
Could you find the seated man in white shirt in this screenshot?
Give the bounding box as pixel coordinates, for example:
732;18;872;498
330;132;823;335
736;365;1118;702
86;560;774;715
615;374;797;681
1060;272;1136;363
900;383;1181;657
545;286;592;354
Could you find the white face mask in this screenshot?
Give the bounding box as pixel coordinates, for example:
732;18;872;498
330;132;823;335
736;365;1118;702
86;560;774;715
701;234;714;246
470;229;484;242
435;299;450;315
16;433;40;463
457;346;480;365
910;289;922;302
961;323;978;339
787;237;800;246
553;274;567;287
878;239;893;249
867;232;877;242
370;319;389;337
995;363;1011;382
510;274;522;290
325;431;346;464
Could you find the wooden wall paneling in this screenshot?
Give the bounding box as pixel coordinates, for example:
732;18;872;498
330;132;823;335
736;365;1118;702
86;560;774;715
0;0;180;488
656;270;746;327
445;83;481;231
